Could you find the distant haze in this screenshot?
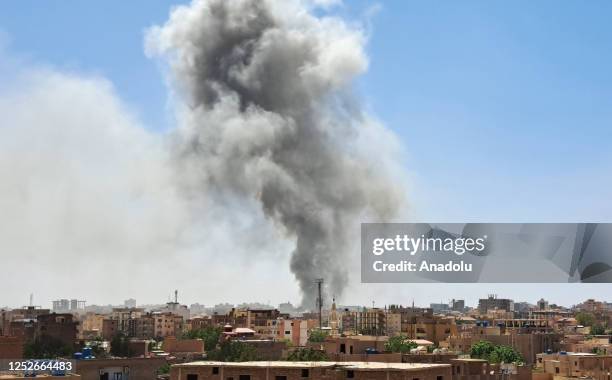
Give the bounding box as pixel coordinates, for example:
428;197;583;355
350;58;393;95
0;0;610;310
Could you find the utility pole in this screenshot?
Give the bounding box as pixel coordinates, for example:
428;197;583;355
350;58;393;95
315;279;324;329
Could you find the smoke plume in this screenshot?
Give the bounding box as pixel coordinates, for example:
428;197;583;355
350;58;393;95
147;0;404;306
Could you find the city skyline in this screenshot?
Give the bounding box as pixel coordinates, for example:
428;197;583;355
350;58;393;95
3;288;610;311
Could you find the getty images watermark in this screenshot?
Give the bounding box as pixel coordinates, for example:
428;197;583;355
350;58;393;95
361;223;612;283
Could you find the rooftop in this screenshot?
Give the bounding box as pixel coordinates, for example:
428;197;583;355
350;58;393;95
174;361;450;371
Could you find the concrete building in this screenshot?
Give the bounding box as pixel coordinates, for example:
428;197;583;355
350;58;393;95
110;308;145;337
386;307;457;345
273;318;314;346
477;296;514;315
74;357;166;380
170;361;452;380
102;319;119;341
134;314;155;339
36;313;79;349
52;299;85;312
80;313;105;339
446;326;561;365
317;335;389;355
451;300;465;313
536;352;612;380
450;359;531;380
340;308;386;336
246;309;288;337
153;312;184;338
157;291;190;322
164;336;205;353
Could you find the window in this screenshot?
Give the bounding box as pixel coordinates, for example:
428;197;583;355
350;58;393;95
457;367;460;374
301;369;309;378
187;375;198;380
340;343;346;354
239;375;251;380
212;367;219;375
347;370;354;379
285;331;291;335
555;368;560;374
437;376;444;380
276;376;287;380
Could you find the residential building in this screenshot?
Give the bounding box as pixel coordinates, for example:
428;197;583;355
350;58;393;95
477;296;514;315
170;361;452;380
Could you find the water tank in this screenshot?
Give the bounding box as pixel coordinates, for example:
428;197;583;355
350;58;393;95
82;347;93;358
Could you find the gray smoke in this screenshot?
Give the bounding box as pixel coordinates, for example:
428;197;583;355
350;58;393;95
147;0;404;306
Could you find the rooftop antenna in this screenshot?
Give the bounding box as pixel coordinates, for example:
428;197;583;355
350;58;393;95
315;279;324;329
174;290;178;304
29;294;33;307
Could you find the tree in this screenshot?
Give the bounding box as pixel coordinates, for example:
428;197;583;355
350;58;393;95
286;348;329;361
23;336;72;359
158;363;171;375
470;340;495;359
384;335;418;353
489;345;523;364
207;341;259;362
110;333;132;357
307;329;328;343
576;312;596;327
591;323;606;335
183;327;222;352
470;341;523;364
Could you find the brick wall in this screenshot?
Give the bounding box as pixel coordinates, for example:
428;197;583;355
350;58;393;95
0;335;23;359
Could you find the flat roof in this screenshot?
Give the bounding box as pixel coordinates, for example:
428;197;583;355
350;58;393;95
174;361;450;371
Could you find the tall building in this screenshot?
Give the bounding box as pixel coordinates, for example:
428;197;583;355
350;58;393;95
451;299;465;312
52;299;85;312
110;307;144;337
430;303;449;313
124;298;137;308
157;291;189;321
342;307;386;336
478;295;514;314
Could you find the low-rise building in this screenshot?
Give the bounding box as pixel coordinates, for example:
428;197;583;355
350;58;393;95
74;357;166;380
536;351;612;380
170;361;452;380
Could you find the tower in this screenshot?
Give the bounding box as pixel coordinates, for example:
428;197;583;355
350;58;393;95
315;279;324;329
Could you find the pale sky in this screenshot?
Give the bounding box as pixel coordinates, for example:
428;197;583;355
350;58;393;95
0;0;610;310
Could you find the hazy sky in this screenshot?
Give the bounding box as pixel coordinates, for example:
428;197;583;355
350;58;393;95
0;0;611;309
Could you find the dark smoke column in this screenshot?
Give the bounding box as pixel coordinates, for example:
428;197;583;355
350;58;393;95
148;0;404;306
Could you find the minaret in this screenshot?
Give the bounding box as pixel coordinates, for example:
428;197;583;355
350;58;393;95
329;297;339;335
